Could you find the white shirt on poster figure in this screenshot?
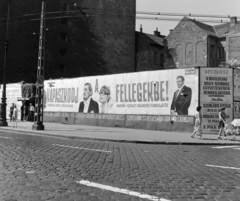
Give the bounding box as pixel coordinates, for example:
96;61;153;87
83;97;90;113
176;84;185;98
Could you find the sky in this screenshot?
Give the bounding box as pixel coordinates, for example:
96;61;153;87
136;0;240;36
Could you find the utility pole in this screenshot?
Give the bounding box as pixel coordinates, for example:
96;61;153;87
32;1;45;130
0;0;11;127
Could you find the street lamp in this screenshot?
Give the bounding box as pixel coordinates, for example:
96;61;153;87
0;0;11;127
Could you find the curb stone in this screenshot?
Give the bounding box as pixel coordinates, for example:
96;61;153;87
0;128;240;146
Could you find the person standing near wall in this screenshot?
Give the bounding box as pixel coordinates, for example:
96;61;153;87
9;103;14;121
29;103;35;122
191;106;202;139
20;105;24;121
12;105;18;128
218;107;227;140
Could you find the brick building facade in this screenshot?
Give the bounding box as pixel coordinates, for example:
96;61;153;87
0;0;136;83
164;16;240;68
135;27;165;71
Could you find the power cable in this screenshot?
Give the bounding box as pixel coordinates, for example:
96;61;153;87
0;8;239;22
136;16;229;23
0;10;82;21
0;9;237;27
0;15;231;27
0;14;88;27
136;11;240;19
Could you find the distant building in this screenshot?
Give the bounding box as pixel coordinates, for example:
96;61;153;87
0;0;136;83
164;16;240;68
135;26;165;71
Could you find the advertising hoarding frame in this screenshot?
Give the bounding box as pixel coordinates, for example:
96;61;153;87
200;67;233;134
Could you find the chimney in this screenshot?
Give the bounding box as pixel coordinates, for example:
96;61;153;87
154;27;160;37
230;17;237;27
140;24;143;32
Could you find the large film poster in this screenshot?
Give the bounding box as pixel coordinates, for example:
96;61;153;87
44;68;198;115
0;83;22;119
200;68;233;133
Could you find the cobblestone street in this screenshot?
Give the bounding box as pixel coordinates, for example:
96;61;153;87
0;132;239;201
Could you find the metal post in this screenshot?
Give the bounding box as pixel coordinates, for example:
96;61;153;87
0;0;11;127
32;1;45;130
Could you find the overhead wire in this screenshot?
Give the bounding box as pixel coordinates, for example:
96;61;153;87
0;14;233;27
0;7;239;22
136;11;240;19
0;10;84;21
136;16;229;23
0;7;238;27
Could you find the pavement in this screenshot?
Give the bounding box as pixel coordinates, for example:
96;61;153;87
1;120;240;145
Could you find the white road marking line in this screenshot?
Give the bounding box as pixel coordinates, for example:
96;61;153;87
77;180;170;201
234;148;240;150
206;164;240;170
0;136;13;140
212;146;240;149
52;143;112;153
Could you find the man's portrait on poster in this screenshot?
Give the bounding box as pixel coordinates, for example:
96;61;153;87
170;75;192;115
79;83;99;113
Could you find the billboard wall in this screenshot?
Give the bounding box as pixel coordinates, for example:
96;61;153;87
44;68;198;116
200;68;233;133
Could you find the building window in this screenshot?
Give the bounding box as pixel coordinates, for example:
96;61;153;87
60;32;67;42
160;54;164;67
62;3;67;11
60;2;67;11
210;45;215;59
61;17;68;25
60;48;67;57
154;51;158;65
218;47;225;59
59;64;66;73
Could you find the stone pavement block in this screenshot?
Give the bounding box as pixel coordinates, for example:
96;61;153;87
3;199;18;201
0;131;239;200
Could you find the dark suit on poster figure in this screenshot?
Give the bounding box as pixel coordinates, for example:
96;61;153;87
79;98;99;113
78;83;99;113
170;75;192;115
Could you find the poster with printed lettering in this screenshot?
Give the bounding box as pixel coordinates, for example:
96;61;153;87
44;68;198;115
0;83;22;119
200;68;233;134
234;68;240;101
45;78;80;112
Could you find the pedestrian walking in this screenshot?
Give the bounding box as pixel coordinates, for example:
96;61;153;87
12;105;18;128
191;106;202;139
9;103;14;121
29;103;35;122
218;107;227;140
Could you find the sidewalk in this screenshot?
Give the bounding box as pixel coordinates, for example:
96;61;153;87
0;120;240;145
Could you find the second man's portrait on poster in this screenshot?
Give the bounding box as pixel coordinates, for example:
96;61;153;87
170;75;192;115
